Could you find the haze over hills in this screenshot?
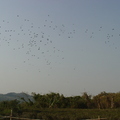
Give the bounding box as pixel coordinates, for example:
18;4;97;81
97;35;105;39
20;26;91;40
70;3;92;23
0;92;33;101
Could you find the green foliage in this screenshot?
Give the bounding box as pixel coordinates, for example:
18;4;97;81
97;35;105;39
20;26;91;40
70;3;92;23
1;91;120;119
30;91;120;109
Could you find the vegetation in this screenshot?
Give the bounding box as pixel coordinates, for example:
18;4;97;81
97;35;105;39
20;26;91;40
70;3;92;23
0;91;120;119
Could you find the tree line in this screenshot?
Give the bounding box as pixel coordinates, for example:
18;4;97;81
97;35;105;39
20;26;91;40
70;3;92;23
0;91;120;112
29;91;120;109
0;91;120;119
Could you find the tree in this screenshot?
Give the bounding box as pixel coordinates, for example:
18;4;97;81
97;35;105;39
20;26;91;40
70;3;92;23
82;92;92;108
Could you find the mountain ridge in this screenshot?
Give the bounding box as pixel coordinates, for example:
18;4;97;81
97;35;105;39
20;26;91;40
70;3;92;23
0;92;33;101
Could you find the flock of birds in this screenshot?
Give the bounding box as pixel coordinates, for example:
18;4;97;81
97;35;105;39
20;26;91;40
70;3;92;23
84;26;119;49
0;15;76;73
0;15;119;73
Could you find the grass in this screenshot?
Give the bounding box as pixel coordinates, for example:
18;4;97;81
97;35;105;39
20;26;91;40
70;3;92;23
20;108;120;120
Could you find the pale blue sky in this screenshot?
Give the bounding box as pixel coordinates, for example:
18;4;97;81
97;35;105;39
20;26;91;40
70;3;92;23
0;0;120;96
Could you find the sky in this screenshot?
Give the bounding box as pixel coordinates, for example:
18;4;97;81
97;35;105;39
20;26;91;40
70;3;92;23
0;0;120;96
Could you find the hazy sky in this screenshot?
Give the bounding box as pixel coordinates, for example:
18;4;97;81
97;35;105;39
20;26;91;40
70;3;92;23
0;0;120;96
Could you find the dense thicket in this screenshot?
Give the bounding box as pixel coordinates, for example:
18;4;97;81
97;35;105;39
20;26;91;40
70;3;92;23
0;91;120;119
0;91;120;111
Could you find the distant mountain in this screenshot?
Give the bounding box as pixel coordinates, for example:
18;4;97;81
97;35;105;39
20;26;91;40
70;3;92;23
0;92;33;101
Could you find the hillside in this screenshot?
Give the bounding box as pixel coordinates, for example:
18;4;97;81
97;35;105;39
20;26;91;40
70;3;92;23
0;92;33;101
